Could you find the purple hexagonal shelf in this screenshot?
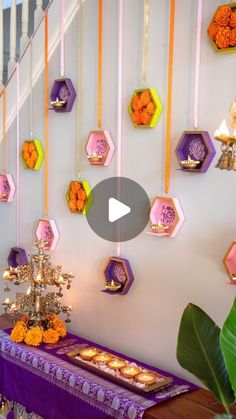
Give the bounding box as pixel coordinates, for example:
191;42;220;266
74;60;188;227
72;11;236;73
7;247;29;268
0;173;15;202
50;78;76;113
35;219;60;251
102;257;134;296
176;131;216;173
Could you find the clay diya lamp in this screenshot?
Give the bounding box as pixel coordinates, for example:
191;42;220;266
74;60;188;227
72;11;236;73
150;222;169;234
107;358;126;370
93;353;112;364
135;372;157;386
120;366;141;379
179;155;200;169
0;193;7;201
105;280;121;292
51;98;66;109
87;152;103;164
79;347;99;361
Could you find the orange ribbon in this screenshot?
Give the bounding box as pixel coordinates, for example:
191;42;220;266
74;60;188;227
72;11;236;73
165;0;175;194
44;12;49;217
97;0;103;128
2;88;6;173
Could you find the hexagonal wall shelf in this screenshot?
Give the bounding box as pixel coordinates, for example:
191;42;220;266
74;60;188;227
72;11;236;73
0;173;15;202
35;219;59;251
66;180;93;215
223;242;236;283
128;87;162;128
7;247;29;268
176;131;216;173
85;130;115;166
208;3;236;54
147;196;184;238
22;139;44;170
50;78;76;112
102;257;134;296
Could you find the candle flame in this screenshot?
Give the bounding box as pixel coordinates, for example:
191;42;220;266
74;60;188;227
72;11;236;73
5;298;9;303
214;119;230;138
26;287;31;295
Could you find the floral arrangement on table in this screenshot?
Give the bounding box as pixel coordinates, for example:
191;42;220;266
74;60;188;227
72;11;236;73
11;314;66;346
208;4;236;51
130;89;156;126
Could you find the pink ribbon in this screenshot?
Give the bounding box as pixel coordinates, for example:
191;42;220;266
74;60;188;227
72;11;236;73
60;0;65;77
193;0;203;129
16;63;20;246
116;0;124;257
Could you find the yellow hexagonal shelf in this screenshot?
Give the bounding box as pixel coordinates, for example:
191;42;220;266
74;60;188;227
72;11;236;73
208;3;236;54
22;139;44;170
66;180;93;215
128;87;162;128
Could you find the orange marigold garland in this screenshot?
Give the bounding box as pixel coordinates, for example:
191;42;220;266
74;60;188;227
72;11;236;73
11;314;67;346
208;4;236;50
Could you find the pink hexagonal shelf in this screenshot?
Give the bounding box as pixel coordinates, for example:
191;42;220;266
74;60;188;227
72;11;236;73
102;257;134;296
35;219;59;251
85;130;115;166
0;173;15;202
147;196;185;238
223;242;236;283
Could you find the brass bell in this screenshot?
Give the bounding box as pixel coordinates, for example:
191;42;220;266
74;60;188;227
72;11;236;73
0;397;11;414
228;148;236;171
216;151;230;170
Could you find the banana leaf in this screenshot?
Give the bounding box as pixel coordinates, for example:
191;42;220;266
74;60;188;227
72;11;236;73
221;298;236;394
177;303;234;412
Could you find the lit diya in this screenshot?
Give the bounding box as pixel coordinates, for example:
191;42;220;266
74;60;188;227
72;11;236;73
79;347;99;361
105;280;121;292
150;221;169;234
135;372;157;386
120;366;141;379
0;193;7;201
231;274;236;281
87;152;103;163
107;358;126;370
51;98;66;109
93;353;112;364
179;155;200;169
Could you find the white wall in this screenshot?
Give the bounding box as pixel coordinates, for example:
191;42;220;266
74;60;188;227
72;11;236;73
0;0;236;386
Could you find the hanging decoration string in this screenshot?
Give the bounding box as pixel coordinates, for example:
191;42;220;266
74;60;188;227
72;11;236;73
16;63;20;246
77;0;83;178
2;88;6;174
164;0;175;195
60;0;65;78
116;0;124;258
141;0;150;86
29;41;33;139
193;0;203;130
44;12;49;218
97;0;103;129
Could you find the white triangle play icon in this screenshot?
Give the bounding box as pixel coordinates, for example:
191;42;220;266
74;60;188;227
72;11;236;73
108;197;131;223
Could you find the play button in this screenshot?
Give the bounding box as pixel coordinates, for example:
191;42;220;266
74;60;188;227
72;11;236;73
86;177;150;242
108;198;131;223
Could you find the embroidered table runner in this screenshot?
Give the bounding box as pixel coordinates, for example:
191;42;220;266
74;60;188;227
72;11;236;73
0;330;197;419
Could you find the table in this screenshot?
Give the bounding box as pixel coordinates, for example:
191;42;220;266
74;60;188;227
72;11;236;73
1;315;235;419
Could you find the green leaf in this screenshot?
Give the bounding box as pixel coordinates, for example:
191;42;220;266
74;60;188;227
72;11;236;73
214;416;236;419
177;304;234;412
221;298;236;394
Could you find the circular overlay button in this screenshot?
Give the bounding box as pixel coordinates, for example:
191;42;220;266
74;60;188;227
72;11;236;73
86;177;150;242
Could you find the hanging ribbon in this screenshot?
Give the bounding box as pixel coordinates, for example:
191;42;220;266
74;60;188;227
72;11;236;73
193;0;203;130
16;64;20;246
44;12;49;217
2;87;6;174
29;41;33;139
97;0;103;129
77;0;83;178
164;0;175;195
142;0;150;86
116;0;124;257
60;0;65;78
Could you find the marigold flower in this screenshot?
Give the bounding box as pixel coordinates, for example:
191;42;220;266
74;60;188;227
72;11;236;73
26;158;35;168
230;28;236;46
140;90;152;105
141;110;151;125
28;142;36;153
131;96;143;111
71;182;81;193
11;324;26;343
207;22;219;40
146;101;155;115
24;326;43;347
68;199;77;211
215;26;230;49
76;200;84;212
51;315;67;337
77;190;86;201
31;151;38;162
23;143;29;153
131;110;142;125
43;328;59;344
230;11;236;28
214;5;231;26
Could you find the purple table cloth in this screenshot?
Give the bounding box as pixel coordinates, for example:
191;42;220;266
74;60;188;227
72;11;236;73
0;330;197;419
